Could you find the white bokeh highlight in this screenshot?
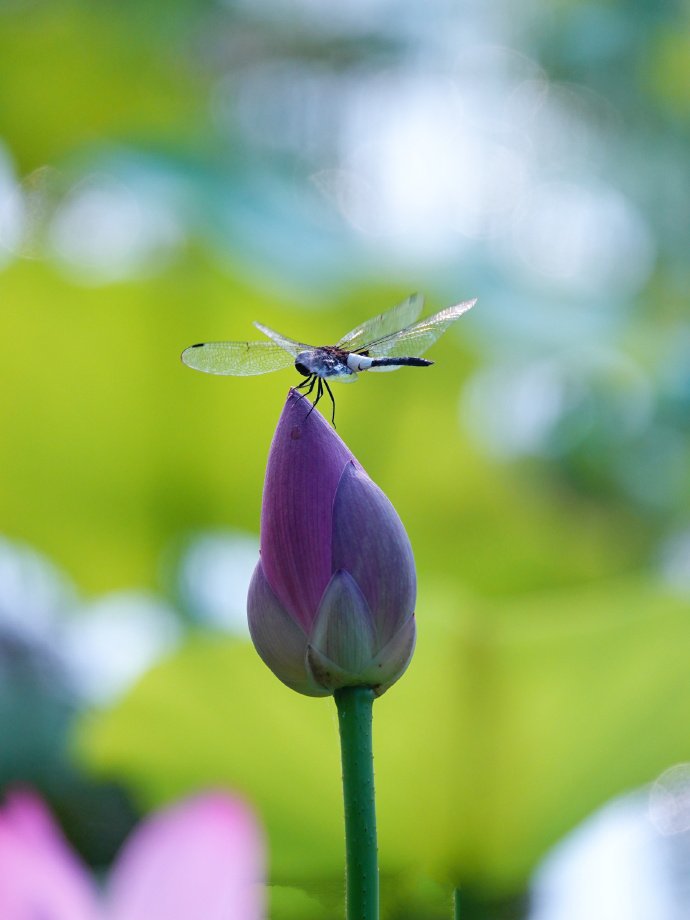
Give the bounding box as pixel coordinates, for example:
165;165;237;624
64;591;181;706
531;793;673;920
49;173;183;283
178;531;259;636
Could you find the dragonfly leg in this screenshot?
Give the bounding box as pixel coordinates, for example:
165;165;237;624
307;378;323;417
323;379;336;427
295;375;316;403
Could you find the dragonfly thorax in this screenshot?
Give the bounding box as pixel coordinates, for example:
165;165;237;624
294;348;354;380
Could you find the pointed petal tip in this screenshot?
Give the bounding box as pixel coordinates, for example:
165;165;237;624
180;791;260;832
107;792;265;920
310;570;377;674
1;786;50;828
261;394;356;629
284;388;324;421
0;788;100;920
306;612;416;695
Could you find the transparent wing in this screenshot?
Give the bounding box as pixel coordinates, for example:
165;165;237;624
253;322;309;358
181;341;296;376
365;299;477;361
336;293;424;352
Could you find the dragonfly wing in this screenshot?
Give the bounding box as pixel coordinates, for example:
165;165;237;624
336;293;424;353
366;299;477;361
254;322;309;358
181;341;296;376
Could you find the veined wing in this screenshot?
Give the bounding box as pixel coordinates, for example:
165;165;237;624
336;293;424;353
181;341;295;376
365;299;477;368
254;321;309;358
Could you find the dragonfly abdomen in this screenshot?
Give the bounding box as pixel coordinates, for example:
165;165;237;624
345;353;432;372
369;356;433;368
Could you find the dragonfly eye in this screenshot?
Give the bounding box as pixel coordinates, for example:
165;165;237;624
295;361;310;377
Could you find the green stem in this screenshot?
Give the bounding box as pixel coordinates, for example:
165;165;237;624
454;889;461;919
334;686;378;920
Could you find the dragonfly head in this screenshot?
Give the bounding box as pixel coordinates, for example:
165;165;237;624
294;353;312;377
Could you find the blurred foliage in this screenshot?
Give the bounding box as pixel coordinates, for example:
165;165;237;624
0;0;209;170
0;257;647;597
2;0;690;916
82;576;690;916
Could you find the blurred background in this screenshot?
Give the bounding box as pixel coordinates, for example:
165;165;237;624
1;0;690;916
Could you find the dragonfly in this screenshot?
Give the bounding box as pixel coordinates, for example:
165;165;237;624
181;293;476;424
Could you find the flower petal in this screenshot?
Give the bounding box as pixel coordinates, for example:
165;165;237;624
371;614;416;696
106;792;265;920
260;390;356;631
0;788;100;920
306;645;357;691
247;561;329;697
332;462;416;646
310;570;377;674
308;612;416;694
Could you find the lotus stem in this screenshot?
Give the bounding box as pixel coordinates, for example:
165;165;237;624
335;686;378;920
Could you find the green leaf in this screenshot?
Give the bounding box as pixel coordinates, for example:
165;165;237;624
79;575;690;897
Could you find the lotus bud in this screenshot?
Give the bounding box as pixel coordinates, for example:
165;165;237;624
247;390;416;697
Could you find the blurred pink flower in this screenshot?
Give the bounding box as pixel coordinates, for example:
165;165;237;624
0;788;265;920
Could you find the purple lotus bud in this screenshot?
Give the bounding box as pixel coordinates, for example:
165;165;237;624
247;390;416;697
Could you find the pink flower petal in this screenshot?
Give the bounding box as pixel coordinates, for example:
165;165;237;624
106;792;265;920
260;390;356;631
0;788;101;920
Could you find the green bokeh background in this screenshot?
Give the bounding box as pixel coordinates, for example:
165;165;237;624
2;1;690;917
